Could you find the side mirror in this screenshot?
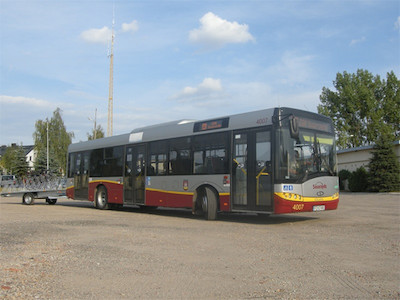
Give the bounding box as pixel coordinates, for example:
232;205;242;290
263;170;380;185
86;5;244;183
290;117;299;140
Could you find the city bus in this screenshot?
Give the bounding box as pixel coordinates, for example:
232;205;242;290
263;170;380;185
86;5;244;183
66;107;339;220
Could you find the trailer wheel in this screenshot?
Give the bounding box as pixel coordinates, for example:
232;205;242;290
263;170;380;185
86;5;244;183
22;193;35;205
46;198;57;205
95;186;109;210
201;186;218;221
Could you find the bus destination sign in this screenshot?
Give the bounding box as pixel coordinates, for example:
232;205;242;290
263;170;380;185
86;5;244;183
297;117;331;132
193;117;229;132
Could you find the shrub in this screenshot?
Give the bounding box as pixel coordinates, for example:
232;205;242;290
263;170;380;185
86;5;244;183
338;169;351;191
348;167;369;192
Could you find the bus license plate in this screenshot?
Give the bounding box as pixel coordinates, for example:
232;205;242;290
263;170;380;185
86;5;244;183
313;205;325;212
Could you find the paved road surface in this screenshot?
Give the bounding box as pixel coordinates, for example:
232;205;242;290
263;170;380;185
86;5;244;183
0;193;399;299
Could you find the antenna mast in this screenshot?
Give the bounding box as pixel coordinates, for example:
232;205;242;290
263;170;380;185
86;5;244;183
107;4;115;137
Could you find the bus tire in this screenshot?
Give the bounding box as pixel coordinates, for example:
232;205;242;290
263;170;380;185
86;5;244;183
95;186;109;210
22;193;35;205
202;186;218;221
192;189;202;216
139;205;158;210
46;198;57;205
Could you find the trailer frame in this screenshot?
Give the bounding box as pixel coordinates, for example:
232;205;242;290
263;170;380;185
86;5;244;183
1;189;66;205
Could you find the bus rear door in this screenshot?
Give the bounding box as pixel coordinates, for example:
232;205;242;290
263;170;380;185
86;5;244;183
74;151;89;200
232;130;272;212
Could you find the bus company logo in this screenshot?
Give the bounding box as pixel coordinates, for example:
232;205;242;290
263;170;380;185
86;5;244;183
313;182;327;190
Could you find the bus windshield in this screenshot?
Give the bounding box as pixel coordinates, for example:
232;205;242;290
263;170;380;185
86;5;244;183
277;127;337;183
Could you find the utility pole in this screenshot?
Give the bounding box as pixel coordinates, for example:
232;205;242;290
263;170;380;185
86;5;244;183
107;5;115;137
46;121;49;172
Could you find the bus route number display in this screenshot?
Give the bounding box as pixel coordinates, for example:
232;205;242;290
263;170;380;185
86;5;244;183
193;118;229;132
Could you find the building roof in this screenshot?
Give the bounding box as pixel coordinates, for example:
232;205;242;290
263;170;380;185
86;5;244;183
337;140;400;154
0;144;34;157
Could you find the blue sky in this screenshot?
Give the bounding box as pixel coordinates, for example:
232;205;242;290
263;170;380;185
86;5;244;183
1;0;399;146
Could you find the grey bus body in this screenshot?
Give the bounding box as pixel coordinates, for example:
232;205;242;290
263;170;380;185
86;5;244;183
67;107;339;219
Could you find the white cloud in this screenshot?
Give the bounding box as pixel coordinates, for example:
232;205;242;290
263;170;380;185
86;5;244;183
268;51;314;85
171;78;224;102
395;16;400;30
80;26;111;44
350;36;366;46
189;12;255;49
80;20;138;45
122;20;138;33
0;95;51;108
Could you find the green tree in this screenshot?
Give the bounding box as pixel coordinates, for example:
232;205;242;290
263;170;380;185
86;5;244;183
0;145;29;177
34;148;61;175
381;71;400;138
33;108;74;174
318;70;399;149
13;146;29;177
87;124;105;140
368;134;400;192
0;146;17;174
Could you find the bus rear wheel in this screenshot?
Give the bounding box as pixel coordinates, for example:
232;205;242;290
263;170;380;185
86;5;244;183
95;186;109;210
200;186;218;221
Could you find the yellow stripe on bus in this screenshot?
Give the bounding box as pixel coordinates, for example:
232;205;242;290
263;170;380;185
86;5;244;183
146;187;194;196
146;188;230;197
275;192;339;202
90;179;123;185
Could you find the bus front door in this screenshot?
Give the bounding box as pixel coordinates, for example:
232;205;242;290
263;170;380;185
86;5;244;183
124;145;145;205
232;130;272;211
74;151;89;200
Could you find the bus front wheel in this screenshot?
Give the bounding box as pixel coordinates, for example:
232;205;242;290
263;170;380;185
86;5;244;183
201;186;218;221
95;186;109;210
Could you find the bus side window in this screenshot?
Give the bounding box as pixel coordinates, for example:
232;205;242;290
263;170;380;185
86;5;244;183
148;141;168;176
193;132;229;174
96;146;124;177
169;137;192;175
90;148;104;177
68;153;76;178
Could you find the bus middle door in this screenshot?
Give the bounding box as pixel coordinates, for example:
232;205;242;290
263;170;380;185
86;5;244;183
124;145;145;205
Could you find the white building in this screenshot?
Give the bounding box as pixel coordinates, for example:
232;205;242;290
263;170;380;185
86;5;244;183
25;147;37;170
337;140;400;172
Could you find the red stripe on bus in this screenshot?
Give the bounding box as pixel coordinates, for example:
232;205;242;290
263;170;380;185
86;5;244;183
145;189;192;208
219;194;230;211
88;181;123;204
66;186;74;199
